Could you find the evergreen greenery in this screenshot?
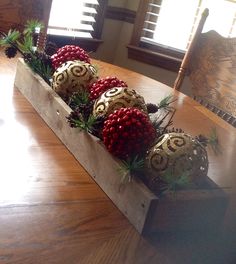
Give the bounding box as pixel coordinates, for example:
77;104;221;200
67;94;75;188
0;20;53;84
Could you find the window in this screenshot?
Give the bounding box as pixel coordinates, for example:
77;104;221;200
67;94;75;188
47;0;107;51
128;0;236;72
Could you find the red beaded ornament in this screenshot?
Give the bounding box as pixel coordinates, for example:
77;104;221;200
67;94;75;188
51;45;90;69
102;107;156;159
89;76;127;101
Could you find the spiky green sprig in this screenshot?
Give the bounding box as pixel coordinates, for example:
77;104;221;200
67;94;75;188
68;90;90;110
24;54;52;84
146;94;176;114
0;29;20;46
0;30;23;57
207;127;221;153
158;94;177;112
17;34;34;53
149;94;177;136
196;127;222;155
161;168;191;194
67;110;104;139
67;108;98;133
0;29;34;55
0;19;44;53
23;20;44;36
1;21;53;83
118;156;144;185
89;115;106;139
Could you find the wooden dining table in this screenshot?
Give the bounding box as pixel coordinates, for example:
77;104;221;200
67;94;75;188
0;51;235;264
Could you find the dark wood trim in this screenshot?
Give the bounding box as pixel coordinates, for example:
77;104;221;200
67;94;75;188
93;0;108;38
105;6;136;24
140;41;185;59
127;45;182;72
128;0;184;72
130;0;149;44
47;35;103;52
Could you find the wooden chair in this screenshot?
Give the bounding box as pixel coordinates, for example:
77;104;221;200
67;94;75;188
174;8;236;127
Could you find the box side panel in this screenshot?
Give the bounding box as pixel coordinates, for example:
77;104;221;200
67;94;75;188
149;188;229;232
14;59;158;234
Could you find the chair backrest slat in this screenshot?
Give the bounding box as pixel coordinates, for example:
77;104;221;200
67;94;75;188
173;8;209;91
173;9;236;127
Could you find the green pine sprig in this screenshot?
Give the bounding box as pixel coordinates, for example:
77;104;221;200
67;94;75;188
26;56;52;84
1;20;53;83
162;168;191;193
23;20;44;36
207;127;222;155
68;90;90;110
196;127;222;155
118;156;144;185
0;29;20;46
158;94;176;111
68;112;97;132
17;34;34;53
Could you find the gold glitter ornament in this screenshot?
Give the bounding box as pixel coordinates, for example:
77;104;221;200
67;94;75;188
52;60;98;98
144;132;209;191
93;87;147;117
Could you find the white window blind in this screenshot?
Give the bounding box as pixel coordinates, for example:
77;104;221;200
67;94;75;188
48;0;99;38
142;0;236;52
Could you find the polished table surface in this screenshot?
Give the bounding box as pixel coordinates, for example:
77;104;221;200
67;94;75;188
0;51;235;263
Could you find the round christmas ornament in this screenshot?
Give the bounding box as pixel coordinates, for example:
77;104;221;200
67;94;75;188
93;87;147;117
102;107;156;159
51;45;90;69
52;60;98;99
144;132;209;191
89;76;127;101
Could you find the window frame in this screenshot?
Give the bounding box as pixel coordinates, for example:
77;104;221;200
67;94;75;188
46;0;107;52
128;0;236;72
127;0;188;72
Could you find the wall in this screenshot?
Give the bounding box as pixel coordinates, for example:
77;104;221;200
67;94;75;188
92;0;127;63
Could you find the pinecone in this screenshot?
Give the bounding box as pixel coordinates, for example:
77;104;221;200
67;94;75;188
34;51;52;68
195;134;208;147
89;77;127;100
51;45;90;69
90;115;106;139
77;101;94;121
45;41;58;56
23;53;33;64
102;107;156;159
67;108;80;128
4;46;17;58
146;103;159;113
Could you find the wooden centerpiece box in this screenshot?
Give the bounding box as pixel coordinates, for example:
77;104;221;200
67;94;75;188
14;59;229;234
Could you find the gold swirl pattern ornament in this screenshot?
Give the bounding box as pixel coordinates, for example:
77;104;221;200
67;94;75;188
93;87;147;117
52;60;98;98
145;132;209;190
